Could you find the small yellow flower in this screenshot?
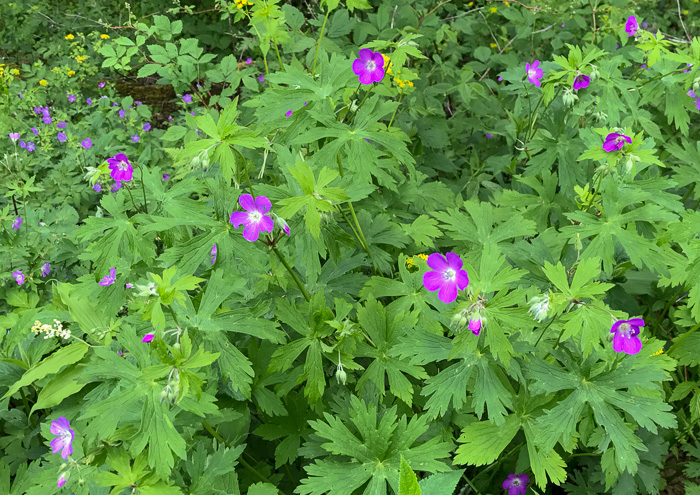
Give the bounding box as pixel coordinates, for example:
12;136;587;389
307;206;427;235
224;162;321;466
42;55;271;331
695;0;699;4
683;9;689;14
100;34;110;39
490;43;497;48
237;3;243;8
467;1;473;5
32;5;37;8
8;2;14;6
415;253;428;261
76;56;87;63
398;81;405;88
67;70;76;77
65;34;74;40
39;79;48;86
406;258;414;268
505;1;510;5
649;349;664;356
407;81;414;87
11;68;19;75
490;7;497;13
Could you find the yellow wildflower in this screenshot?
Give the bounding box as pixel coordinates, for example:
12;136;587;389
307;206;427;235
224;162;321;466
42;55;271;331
11;68;19;75
649;349;664;356
467;1;473;5
0;65;4;77
407;80;414;87
39;79;48;86
67;70;76;77
415;254;428;262
490;7;497;13
76;56;87;63
8;2;13;6
490;43;497;48
65;34;74;40
33;5;37;8
406;258;414;268
505;1;510;6
683;9;688;14
100;34;110;39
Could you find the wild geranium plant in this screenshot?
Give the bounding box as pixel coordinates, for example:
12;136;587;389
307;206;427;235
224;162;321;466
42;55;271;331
1;0;700;494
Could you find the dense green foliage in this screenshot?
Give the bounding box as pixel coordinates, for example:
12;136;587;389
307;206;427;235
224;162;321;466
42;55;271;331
2;0;700;493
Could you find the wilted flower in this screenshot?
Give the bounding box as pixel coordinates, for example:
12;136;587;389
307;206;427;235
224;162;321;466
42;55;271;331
107;153;133;182
12;270;25;285
99;267;116;286
525;60;543;87
503;473;530;495
230;194;274;242
352;48;385;85
610;318;644;354
468;316;482;335
49;417;74;459
572;73;590;90
625;15;638;37
163;174;170;181
422;252;469;304
528;294;550;322
12;217;22;229
602;132;631;152
41;263;51;277
142;334;155;343
211;244;217;264
111;182;122;192
486;133;493;139
183;94;192;103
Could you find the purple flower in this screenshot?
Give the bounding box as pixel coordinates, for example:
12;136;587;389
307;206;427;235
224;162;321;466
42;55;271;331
641;21;648;28
230;194;274;242
625;16;638;37
285;110;293;117
12;217;22;229
561;23;565;27
602;132;631;152
57;472;69;488
573;73;590;90
99;267;116;286
125;283;134;289
163;174;170;181
118;109;125;118
112;103;118;107
485;133;493;139
33;106;42;114
31;127;39;136
131;134;140;143
135;100;143;106
258;74;265;82
183;93;192;103
43;116;52;125
468;317;482;335
18;92;22;99
67;94;76;103
168;115;173;121
696;98;700;111
502;473;530;495
688;89;696;98
12;270;25;285
142;334;155;343
610;318;644;354
49;417;75;459
107;153;133;182
42;107;50;117
86;97;93;105
57;132;67;142
143;122;151;131
525;60;543;87
57;121;67;129
246;57;253;64
20;140;26;148
211;244;217;265
352;48;385;85
9;132;20;141
111;181;122;192
93;182;101;192
81;138;92;149
422;252;469;304
498;76;503;81
304;101;308;105
26;142;35;152
98;81;106;88
41;263;51;277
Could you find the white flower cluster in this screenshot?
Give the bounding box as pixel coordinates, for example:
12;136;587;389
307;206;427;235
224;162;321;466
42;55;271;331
31;319;71;340
528;294;550;322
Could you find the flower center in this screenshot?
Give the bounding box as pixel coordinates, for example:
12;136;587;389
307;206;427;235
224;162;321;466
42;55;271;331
619;323;631;336
616;137;626;144
249;211;263;223
528;69;536;77
443;269;456;281
512;480;521;486
117;160;129;171
365;60;376;71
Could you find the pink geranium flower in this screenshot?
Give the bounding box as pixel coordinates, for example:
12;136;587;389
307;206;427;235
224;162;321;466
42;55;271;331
422;252;469;304
625;15;639;37
50;417;75;459
99;267;116;286
610;318;644;354
107;153;133;182
503;473;530;495
525;60;543;87
230;194;274;242
603;132;631;152
142;334;154;343
572;73;590;90
352;49;385;85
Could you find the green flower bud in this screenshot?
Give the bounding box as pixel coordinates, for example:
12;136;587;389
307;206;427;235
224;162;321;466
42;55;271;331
589;65;599;82
336;367;347;385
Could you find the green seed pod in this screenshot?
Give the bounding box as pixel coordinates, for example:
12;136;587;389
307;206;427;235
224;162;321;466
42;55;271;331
336;368;347;385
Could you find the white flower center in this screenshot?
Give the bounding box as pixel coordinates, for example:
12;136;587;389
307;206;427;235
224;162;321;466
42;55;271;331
118;160;129;171
528;69;536;78
512;480;521;486
365;60;376;71
619;323;631;336
249;211;263;224
443;269;456;281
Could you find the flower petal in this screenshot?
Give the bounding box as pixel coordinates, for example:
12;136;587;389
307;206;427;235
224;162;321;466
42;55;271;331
352;58;366;77
627;317;645;327
610;320;624;334
445;252;463;270
423;271;443;292
239;193;255;212
622;336;642;355
438;281;458;304
230;211;249;228
427;253;449;271
456;269;469;290
258;215;274;233
358;48;373;61
242;223;260;242
50;437;65;455
254;195;271;214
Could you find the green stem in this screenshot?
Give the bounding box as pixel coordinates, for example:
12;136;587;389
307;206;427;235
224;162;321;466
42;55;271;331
528;84;563;141
583;172;605;213
236;148;256;198
534;315;557;347
345;86;372;125
311;10;330;76
335;155;374;267
667;322;700;356
542;324;567;360
461;473;483;495
388;92;404;128
139;165;148;214
272;246;311;302
273;41;285;71
126;187;139;212
680;183;695;204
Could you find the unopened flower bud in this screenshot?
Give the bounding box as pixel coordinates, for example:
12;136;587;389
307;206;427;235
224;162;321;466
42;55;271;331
693;77;700;94
574;233;583;252
592;111;607;123
562;88;578;107
589;65;599;81
468;316;482;336
336;367;347;385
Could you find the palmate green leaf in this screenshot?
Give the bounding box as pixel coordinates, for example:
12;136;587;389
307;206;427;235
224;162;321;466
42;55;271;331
418;470;463;495
254;392;313;467
355;297;427;406
400;215;441;249
455;414;520;466
398;456;421;495
297;396;452;495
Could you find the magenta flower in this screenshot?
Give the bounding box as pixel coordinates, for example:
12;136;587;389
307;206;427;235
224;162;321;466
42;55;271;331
9;132;20;141
142;334;155;343
67;94;76;103
20;140;26;148
163;174;170;181
352;48;385;85
12;217;22;229
107;153;133;182
131;134;140;143
143;122;151;131
285;110;293;117
469;317;482;335
125;283;134;289
423;252;469;304
135;100;143;106
610;318;644;354
57;132;67;142
26;142;35;152
57;472;69;488
98;81;106;88
258;74;265;82
625;15;638;37
573;73;590;90
502;473;530;495
111;182;122;192
49;417;74;459
485;133;493;139
183;94;192;103
230;194;274;242
43;116;52;125
246;57;253;64
99;267;116;286
602;132;631;152
41;262;51;277
93;182;101;192
525;60;543;87
57;121;67;129
12;270;25;285
211;244;217;265
31;127;38;135
81;138;92;149
86;97;93;105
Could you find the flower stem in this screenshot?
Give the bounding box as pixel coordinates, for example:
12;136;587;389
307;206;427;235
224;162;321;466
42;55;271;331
273;41;285;71
667;321;700;356
345;86;372;125
126;186;139;212
311;10;330;76
534;316;557;347
272;246;310;302
236;147;256;198
388;92;404;128
583;171;605;213
139;165;148;214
